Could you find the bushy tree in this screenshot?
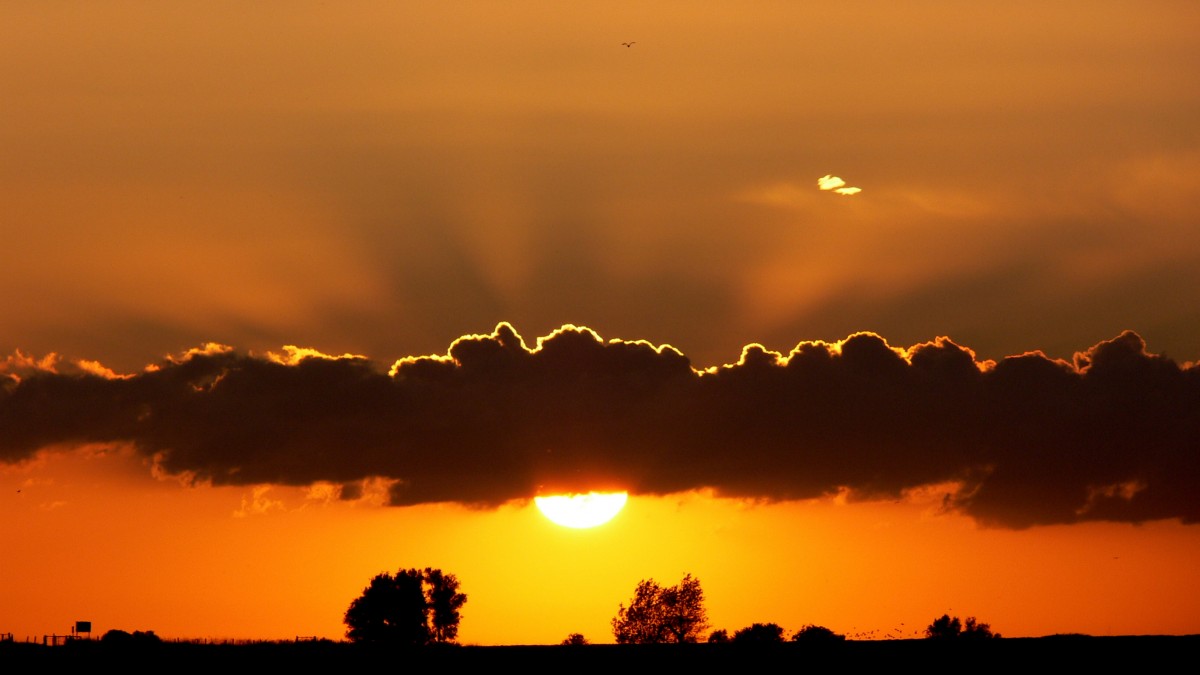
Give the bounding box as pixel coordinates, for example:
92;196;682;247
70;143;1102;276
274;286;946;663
344;567;467;645
561;632;589;645
707;629;730;643
613;579;666;644
612;574;709;643
732;622;786;643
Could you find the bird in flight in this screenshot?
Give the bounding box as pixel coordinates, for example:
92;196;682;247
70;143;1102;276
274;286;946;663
622;41;636;47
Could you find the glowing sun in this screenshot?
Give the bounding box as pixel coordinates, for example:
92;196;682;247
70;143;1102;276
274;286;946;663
534;492;628;528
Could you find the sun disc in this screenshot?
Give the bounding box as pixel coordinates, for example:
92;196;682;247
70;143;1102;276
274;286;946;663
534;491;628;528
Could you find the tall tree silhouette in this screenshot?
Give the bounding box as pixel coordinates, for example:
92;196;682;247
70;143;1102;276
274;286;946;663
424;567;467;643
612;574;709;643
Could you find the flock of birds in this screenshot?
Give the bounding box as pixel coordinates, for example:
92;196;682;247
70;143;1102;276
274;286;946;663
845;623;925;640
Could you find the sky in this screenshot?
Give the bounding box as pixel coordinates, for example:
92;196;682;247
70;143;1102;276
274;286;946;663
2;1;1199;643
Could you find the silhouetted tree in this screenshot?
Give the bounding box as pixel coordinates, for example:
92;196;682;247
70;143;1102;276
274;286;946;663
791;624;845;642
424;567;467;643
732;622;786;643
612;574;709;643
926;614;960;639
344;567;467;645
345;569;428;645
561;632;589;645
924;614;998;639
707;629;730;643
962;616;999;639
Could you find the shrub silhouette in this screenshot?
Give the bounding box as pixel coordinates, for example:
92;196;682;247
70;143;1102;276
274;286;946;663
732;623;786;643
791;625;846;642
707;629;730;643
561;632;589;645
100;629;162;645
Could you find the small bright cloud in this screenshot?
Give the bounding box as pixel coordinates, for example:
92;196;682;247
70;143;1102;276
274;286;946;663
818;174;861;196
817;175;847;190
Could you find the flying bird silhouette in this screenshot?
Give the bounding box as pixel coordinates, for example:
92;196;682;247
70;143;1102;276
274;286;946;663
622;41;636;47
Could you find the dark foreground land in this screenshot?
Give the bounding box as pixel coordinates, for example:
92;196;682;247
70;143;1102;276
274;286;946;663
3;636;1197;669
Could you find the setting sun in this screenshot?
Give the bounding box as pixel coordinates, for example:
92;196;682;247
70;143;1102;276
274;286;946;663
534;492;629;529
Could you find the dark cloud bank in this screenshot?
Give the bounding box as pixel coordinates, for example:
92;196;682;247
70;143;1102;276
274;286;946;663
2;325;1197;529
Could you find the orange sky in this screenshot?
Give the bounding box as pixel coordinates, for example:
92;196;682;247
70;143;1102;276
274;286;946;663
5;443;1199;643
2;1;1199;643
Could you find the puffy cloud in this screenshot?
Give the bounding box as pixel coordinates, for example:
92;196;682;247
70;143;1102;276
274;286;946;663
817;175;847;191
818;175;862;195
1;325;1197;529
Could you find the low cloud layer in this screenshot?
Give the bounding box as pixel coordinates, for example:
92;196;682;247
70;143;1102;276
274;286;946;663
2;325;1197;529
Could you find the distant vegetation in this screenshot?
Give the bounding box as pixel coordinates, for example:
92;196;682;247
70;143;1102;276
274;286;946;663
924;614;1000;640
12;568;1021;656
5;577;1195;668
100;629;162;645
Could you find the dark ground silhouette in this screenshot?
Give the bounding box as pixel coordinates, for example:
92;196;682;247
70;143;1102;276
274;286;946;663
2;636;1196;668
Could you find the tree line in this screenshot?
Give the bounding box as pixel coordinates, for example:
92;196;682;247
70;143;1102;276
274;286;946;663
344;569;997;645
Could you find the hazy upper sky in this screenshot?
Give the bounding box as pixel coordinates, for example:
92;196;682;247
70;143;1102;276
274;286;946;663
4;1;1199;370
2;1;1199;644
